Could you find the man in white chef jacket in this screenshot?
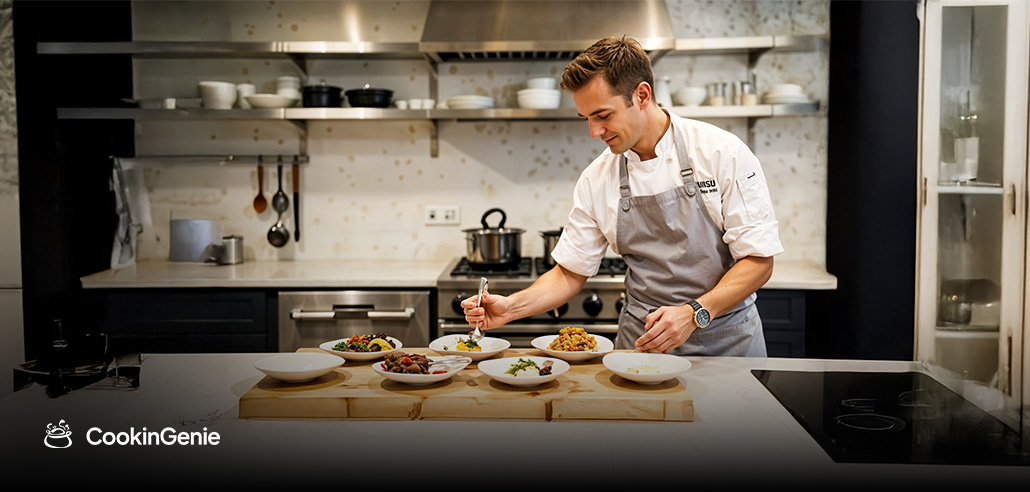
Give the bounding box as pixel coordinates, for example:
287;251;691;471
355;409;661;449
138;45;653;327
463;35;782;356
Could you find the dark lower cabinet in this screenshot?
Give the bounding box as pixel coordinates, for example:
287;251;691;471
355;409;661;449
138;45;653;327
756;289;807;357
91;289;276;354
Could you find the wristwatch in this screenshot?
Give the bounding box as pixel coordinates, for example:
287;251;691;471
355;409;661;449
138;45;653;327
688;299;711;329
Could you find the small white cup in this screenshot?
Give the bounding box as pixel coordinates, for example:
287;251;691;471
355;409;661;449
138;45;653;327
276;75;301;91
198;81;236;110
408;98;423;110
422;98;435;109
236;83;256;109
395;100;409;110
527;77;557;90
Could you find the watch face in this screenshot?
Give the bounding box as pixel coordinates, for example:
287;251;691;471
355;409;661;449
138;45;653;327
695;308;711;328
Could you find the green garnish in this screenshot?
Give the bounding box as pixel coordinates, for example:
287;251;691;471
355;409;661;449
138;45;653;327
459;338;479;349
505;358;538;375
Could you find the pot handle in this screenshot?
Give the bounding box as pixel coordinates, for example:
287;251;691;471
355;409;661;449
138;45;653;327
481;208;506;229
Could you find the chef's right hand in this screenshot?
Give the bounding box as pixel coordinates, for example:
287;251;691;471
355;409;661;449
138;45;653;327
461;290;511;330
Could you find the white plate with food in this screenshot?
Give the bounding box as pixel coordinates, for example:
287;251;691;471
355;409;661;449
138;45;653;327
602;352;691;385
429;334;510;361
319;334;402;361
254;352;344;383
244;93;300;108
478;356;569;387
372;353;471;385
531;327;614;361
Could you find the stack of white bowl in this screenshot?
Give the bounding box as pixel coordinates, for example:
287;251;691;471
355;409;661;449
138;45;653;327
518;77;561;109
446;95;495;109
763;84;809;104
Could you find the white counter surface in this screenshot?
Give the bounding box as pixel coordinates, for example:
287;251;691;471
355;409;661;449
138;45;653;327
80;258;837;290
1;353;1021;487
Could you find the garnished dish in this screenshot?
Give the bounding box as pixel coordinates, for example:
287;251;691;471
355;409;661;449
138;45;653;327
531;330;614;361
319;335;403;361
602;352;691;385
478;356;569;387
548;326;598;352
429;334;510;361
372;353;472;386
333;333;395;353
382;352;446;374
450;337;482;352
505;357;554;377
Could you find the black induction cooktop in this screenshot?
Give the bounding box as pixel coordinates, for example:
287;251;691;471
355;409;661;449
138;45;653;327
752;370;1029;465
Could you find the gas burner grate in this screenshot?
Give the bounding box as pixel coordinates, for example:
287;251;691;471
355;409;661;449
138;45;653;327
450;257;532;277
535;257;628;276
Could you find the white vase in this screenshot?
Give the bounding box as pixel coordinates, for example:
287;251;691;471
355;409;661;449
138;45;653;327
655;77;673;108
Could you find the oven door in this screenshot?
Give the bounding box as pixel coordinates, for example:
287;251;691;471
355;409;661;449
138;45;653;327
279;290;431;352
437;321;619;348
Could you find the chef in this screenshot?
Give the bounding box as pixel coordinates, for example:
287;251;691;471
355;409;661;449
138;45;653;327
463;35;782;356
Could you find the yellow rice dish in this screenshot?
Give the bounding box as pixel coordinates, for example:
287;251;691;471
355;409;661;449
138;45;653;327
548;327;598;352
454;337;482;352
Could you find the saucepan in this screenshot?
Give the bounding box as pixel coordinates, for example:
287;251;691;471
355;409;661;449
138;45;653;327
540;228;563;268
463;208;524;266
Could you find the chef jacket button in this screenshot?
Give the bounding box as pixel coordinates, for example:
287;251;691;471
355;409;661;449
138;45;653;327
666;157;673;163
627;164;634;172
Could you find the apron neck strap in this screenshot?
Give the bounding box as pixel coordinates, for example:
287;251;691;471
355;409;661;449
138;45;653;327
619;111;697;197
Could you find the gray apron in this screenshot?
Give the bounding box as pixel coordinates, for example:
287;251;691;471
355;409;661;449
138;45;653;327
613;114;766;357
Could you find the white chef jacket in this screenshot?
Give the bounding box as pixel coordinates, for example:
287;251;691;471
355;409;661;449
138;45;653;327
550;113;783;277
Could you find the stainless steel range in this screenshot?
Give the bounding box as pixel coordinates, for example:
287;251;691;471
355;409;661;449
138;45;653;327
436;256;627;347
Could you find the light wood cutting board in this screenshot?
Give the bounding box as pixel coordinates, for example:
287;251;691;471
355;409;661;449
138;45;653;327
239;348;693;421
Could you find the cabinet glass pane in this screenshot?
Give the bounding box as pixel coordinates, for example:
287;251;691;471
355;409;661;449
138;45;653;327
933;5;1006;383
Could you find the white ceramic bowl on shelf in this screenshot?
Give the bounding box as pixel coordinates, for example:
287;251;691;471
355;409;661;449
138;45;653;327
244;93;300;109
526;77;557;90
517;88;561;109
673;86;707;107
198;81;237;109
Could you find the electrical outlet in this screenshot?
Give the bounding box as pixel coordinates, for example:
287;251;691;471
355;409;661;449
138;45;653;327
425;205;461;225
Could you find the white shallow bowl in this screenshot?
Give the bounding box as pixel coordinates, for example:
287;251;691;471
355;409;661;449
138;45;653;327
517;89;561;109
478;356;569;387
254;352;343;383
764;95;810;104
429;335;511;361
244;93;300;108
531;333;614;361
767;83;804;96
673;86;707;106
319;336;402;361
372;355;471;385
602;352;692;385
526;77;557;90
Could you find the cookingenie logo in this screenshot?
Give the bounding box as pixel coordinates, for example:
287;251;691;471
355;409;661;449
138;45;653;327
86;426;221;446
44;419;73;448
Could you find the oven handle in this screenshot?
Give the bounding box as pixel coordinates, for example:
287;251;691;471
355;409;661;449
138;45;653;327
291;307;415;321
438;322;620;334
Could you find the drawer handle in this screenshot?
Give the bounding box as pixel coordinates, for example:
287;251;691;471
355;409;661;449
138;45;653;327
291;307;414;320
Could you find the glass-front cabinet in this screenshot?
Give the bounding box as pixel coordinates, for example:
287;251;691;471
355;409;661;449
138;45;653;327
916;0;1029;432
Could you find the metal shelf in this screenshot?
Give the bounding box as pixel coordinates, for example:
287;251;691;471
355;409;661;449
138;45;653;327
36;41;424;59
651;35;825;64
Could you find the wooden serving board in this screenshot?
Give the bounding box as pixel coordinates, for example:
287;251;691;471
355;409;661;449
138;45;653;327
239;348;693;421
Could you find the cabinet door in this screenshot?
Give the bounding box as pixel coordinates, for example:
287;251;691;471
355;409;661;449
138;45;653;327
916;0;1028;421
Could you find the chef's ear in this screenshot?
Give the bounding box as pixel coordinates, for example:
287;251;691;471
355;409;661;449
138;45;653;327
635;81;652;108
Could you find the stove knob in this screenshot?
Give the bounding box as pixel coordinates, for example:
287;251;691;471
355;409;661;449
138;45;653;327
547;303;569;319
451;295;467;315
583;292;603;316
615;292;625;314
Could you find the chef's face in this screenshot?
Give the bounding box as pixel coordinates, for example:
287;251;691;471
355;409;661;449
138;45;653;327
573;76;646;155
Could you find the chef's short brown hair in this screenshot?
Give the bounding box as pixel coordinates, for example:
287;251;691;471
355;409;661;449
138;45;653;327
560;35;654;104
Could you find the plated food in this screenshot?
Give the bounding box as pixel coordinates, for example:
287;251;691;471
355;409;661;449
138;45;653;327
531;328;614;361
602;352;692;385
478;356;569;387
429;334;511;361
319;334;402;361
372;353;471;385
254;352;343;383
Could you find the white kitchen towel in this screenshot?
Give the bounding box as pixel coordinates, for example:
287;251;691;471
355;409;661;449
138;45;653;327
110;158;152;270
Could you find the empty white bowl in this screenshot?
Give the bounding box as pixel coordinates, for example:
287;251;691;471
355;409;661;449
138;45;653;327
517;88;561;109
602;352;692;385
198;81;237;110
673;86;707;107
244;93;300;108
527;77;557;90
254;352;343;383
767;83;804;96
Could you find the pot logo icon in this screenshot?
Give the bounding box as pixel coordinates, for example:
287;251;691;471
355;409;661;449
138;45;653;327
44;420;72;449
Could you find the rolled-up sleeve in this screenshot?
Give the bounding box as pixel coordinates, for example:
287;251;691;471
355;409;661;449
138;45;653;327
720;147;784;259
549;172;610;277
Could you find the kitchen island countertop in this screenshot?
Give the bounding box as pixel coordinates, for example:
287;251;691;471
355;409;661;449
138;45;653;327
1;352;1022;487
79;258;837;290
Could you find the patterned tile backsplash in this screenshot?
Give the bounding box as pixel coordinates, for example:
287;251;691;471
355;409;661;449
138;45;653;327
128;1;829;267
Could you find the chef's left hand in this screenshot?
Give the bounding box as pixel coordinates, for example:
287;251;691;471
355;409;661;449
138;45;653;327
635;305;697;353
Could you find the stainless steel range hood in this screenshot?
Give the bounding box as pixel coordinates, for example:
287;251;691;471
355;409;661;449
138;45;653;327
419;0;675;62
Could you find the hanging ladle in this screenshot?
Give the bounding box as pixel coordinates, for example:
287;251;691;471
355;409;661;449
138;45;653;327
267;156;290;247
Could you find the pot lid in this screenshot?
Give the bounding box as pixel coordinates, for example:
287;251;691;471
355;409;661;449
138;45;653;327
463;227;525;234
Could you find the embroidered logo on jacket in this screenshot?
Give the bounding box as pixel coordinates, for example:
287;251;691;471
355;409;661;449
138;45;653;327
696;179;718;194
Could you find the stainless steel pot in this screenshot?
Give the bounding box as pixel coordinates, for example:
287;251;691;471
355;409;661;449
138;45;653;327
540;228;563;267
463;208;524;265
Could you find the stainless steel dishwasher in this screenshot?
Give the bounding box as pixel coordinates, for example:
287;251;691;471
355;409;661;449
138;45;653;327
278;290;432;352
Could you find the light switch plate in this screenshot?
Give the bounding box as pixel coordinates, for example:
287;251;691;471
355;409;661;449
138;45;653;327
425;205;460;225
